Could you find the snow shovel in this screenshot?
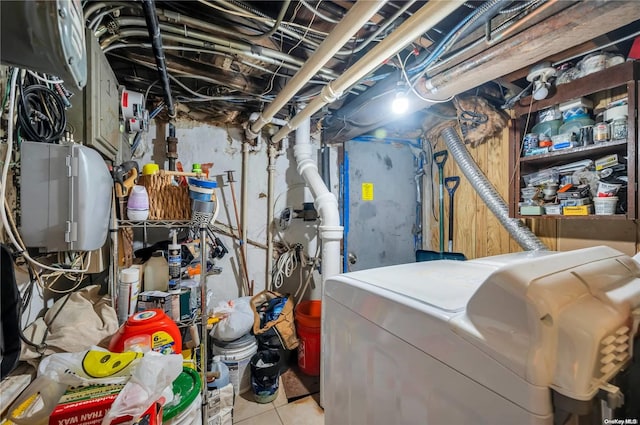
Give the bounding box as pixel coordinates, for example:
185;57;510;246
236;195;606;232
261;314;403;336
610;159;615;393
415;152;465;262
434;150;447;253
445;176;461;253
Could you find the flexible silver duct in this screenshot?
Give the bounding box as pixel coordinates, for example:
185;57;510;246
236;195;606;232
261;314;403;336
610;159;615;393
441;126;547;251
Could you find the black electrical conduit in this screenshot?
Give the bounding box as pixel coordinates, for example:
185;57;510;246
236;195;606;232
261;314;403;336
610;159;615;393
140;0;175;119
242;0;291;40
440;126;547;251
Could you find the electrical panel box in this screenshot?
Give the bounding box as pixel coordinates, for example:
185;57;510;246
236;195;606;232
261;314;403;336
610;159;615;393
66;28;121;160
20;142;113;252
0;0;87;91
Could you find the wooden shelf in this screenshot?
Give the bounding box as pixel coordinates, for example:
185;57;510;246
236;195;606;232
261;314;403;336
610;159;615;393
519;139;627;166
514;61;639;116
508;60;638;220
516;214;629;220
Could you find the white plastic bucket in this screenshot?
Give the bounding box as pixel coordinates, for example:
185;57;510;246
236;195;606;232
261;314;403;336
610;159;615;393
165;393;202;425
594;197;618;215
596;181;621;197
211;334;258;395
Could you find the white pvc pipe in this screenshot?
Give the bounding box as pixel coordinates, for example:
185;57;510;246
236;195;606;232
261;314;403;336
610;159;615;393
247;0;386;138
249;112;288;128
266;144;277;291
241;141;249;292
293;130;343;284
293;107;342;409
272;0;465;144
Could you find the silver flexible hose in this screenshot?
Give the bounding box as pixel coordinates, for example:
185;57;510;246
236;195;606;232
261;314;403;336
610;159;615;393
441;126;547;251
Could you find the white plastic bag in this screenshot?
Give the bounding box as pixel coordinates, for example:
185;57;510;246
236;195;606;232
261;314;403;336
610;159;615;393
8;347;143;425
211;296;254;341
101;351;182;425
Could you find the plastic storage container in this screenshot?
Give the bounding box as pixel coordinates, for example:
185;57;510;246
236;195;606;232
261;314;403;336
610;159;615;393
144;251;169;292
164;367;202;425
295;300;322;376
117;267;140;324
558;115;594;137
594;197;618;215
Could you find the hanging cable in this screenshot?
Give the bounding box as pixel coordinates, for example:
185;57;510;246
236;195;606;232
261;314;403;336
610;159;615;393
272;243;303;289
17;73;67;143
1;68;91;274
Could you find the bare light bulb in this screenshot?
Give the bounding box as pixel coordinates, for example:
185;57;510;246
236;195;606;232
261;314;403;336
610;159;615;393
532;79;549;101
391;92;409;114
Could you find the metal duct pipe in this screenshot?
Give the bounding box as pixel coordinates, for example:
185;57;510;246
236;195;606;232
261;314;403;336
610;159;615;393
441;127;546;251
140;0;175;118
247;0;385;139
271;0;465;144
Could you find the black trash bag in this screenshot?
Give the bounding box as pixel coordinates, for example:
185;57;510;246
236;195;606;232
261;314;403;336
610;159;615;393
250;350;281;404
256;333;291;375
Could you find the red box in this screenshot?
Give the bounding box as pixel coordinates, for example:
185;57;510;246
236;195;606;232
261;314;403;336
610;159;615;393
49;384;162;425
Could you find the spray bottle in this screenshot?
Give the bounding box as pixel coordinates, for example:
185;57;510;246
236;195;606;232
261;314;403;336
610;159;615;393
168;230;182;292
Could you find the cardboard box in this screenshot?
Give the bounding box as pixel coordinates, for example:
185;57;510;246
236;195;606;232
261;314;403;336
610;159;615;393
49;385;162;425
137;290;180;321
562;205;593;216
595;154;619;171
520;205;544;215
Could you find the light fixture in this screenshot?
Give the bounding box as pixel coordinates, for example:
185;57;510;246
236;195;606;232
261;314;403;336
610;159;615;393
526;62;557;101
391;90;409;114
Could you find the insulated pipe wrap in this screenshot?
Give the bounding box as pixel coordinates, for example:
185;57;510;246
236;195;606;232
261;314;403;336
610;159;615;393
141;0;175;118
441;127;547;251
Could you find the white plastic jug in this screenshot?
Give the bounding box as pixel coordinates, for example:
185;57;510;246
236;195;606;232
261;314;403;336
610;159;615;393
208;356;230;390
144;251;169;292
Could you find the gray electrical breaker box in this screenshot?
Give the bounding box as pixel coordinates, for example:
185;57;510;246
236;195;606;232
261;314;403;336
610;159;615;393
20;142;113;252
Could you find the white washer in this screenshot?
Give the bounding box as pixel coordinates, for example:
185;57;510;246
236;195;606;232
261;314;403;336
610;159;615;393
323;246;640;424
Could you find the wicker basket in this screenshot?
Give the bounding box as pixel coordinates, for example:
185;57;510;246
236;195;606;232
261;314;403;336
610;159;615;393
138;174;191;220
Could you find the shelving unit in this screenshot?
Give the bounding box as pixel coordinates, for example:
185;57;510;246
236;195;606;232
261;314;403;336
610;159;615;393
508;61;639;219
114;218;211;421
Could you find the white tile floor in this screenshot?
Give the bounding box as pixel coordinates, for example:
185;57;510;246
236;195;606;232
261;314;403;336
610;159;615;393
233;378;324;425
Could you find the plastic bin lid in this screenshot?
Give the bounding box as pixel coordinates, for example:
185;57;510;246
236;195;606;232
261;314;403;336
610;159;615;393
163;367;201;421
188;177;217;189
212;333;256;349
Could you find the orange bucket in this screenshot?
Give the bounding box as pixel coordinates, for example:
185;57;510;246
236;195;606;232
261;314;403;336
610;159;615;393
295;300;321;376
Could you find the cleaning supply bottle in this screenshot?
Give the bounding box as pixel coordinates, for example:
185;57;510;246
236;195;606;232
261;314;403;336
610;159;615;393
168;231;182;293
208;356;230;390
143;251;169;292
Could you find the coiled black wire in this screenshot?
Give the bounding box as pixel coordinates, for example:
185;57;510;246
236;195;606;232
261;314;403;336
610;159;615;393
17;78;67;143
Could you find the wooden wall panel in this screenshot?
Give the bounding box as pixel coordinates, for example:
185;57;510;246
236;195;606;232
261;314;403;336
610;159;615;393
473;136;488;258
426;125;636;259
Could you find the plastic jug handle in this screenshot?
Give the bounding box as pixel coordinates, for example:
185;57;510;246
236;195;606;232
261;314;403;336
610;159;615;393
7;375;67;425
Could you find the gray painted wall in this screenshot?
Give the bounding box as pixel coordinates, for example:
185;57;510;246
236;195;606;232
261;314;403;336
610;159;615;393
346;140;417;271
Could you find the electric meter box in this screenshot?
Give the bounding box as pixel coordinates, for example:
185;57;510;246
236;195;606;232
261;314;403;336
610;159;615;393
20;141;113;252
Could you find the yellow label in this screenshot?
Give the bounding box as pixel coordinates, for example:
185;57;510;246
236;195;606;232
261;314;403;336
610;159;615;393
152;331;176;354
362;183;374;201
